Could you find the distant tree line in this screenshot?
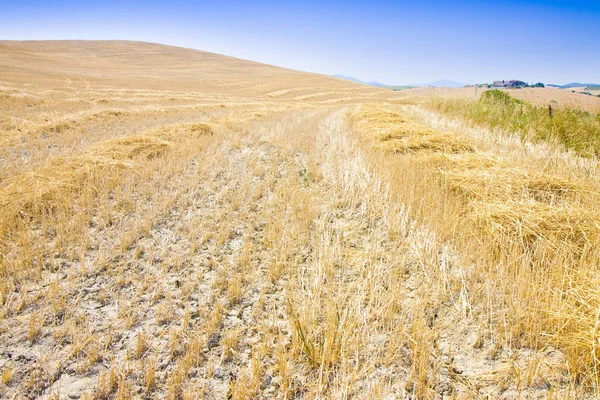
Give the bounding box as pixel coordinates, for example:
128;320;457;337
485;81;545;89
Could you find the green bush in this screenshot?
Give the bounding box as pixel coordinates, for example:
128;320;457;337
480;89;524;105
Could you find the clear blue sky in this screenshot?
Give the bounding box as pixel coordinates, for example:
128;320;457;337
2;1;599;85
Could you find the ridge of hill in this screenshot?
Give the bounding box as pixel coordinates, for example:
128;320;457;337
0;40;393;102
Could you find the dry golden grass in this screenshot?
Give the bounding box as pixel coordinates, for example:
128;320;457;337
0;40;598;399
353;101;600;397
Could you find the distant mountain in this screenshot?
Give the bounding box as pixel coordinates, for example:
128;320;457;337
333;74;468;89
333;74;368;84
333;74;387;87
409;80;467;88
558;83;600;89
333;74;412;90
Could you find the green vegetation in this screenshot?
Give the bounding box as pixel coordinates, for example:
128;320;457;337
428;89;600;157
387;85;414;91
585;86;600;91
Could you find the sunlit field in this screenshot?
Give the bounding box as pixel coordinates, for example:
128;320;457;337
1;40;599;399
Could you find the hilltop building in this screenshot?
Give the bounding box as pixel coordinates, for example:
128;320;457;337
493;80;527;88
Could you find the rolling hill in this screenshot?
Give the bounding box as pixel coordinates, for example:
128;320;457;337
0;40;391;101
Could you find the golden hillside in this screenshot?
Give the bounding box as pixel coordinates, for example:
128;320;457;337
1;41;598;399
0;40;391;100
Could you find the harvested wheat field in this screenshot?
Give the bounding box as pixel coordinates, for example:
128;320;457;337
1;41;600;399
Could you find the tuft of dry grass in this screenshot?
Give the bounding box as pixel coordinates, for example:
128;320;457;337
1;362;13;386
358;105;474;154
